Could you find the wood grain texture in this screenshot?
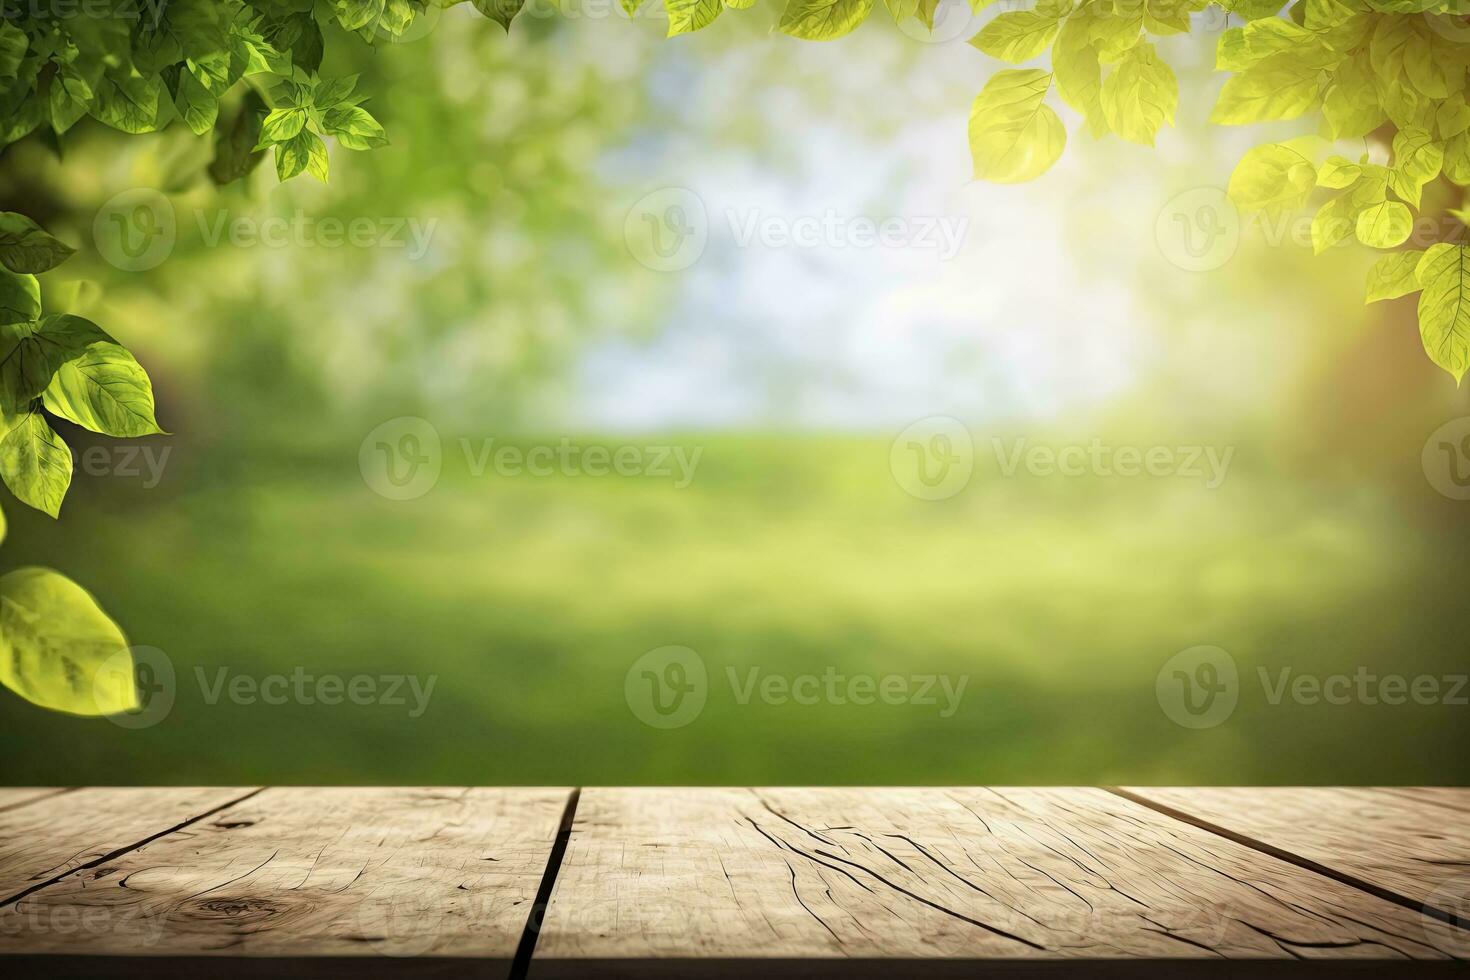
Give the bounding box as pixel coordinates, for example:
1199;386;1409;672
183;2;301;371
531;787;1468;975
0;789;69;815
0;787;568;968
1120;787;1470;910
0;787;257;901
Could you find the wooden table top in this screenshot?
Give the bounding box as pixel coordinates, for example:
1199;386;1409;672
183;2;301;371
0;787;1466;977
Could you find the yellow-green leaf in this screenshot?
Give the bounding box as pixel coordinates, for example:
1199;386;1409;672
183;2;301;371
1389;128;1443;209
1088;7;1142;64
0;405;71;518
1365;249;1426;303
1100;42;1176;146
1227;142;1316;215
0;567;136;716
1355;200;1413;248
1312;193;1357;254
38;316;165;438
1211;60;1322;125
1417;243;1470;382
1052;15;1106;138
968;69;1066;184
1316;155;1360;189
777;0;873;39
667;0;724;34
971;11;1060;63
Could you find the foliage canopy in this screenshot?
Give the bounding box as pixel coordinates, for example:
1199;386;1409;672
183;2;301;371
1;0;1469;714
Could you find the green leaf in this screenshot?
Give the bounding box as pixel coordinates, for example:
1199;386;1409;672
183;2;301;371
275;129;326;182
172;68;218;137
777;0;874;40
49;70;95;136
0;215;75;276
1417;243;1470;382
1365;249;1426;303
1100;42;1176;146
972;11;1060;64
1355;201;1413;248
968;69;1065;184
1227;142;1316;215
312;75;360;110
473;0;527;29
258;107;308;146
0;319;55;421
0;567;136;716
335;0;386;31
0;405;71;518
92;74;166;135
666;0;725;34
322;105;388;151
0;270;40;326
306;134;330;182
0;22;25;82
35;316;164;438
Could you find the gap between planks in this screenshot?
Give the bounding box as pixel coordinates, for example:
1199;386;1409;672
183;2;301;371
0;787;265;910
509;788;582;980
1106;787;1470;933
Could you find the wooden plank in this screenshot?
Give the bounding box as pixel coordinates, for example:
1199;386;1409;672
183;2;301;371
1120;787;1470;910
0;787;568;973
530;787;1467;977
1374;787;1470;816
0;787;258;902
0;789;70;815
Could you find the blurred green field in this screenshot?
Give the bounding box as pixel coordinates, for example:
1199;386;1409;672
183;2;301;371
3;433;1466;786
